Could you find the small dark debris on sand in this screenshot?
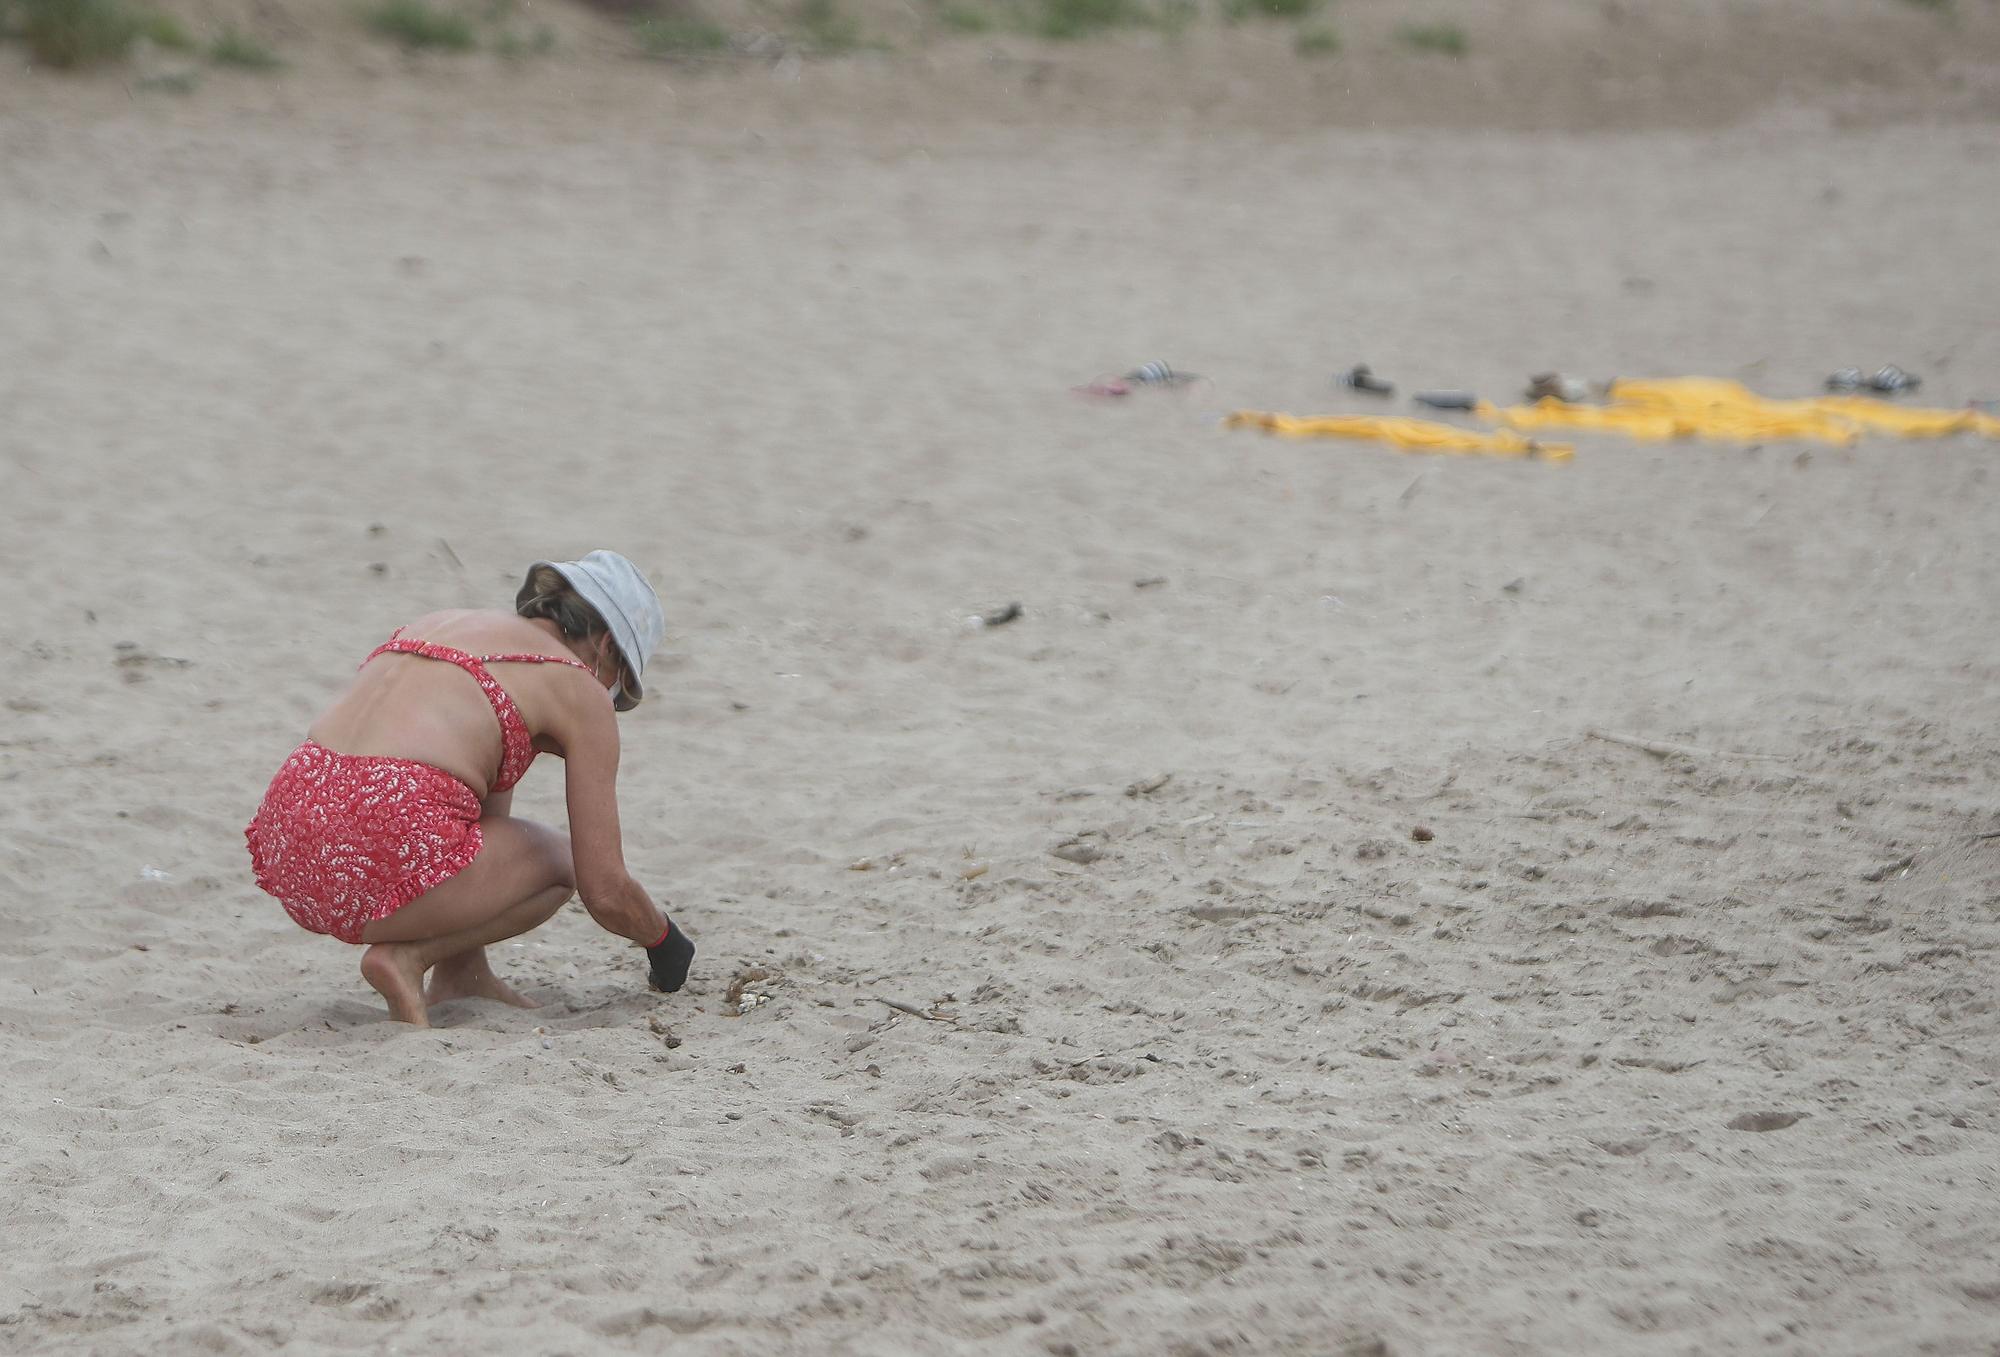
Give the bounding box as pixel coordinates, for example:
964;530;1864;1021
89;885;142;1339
1343;364;1395;396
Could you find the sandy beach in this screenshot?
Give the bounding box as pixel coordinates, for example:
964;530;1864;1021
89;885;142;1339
4;3;2000;1351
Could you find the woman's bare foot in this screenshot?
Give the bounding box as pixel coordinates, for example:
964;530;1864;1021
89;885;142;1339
426;949;540;1010
360;944;432;1027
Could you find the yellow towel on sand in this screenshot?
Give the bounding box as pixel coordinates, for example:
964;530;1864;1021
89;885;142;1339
1224;410;1573;462
1487;378;2000;446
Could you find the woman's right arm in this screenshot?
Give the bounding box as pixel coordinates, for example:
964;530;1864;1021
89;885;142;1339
558;688;670;946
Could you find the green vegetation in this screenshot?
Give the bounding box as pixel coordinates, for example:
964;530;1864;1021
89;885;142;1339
795;0;862;52
1222;0;1315;22
11;0;188;68
936;2;993;31
208;25;282;69
634;13;731;55
359;0;557;58
1293;21;1337;54
1;0;553;68
1032;0;1144;40
14;0;138;67
0;0;1380;72
929;0;1209;43
138;5;186;47
1154;0;1196;37
364;0;477;51
1397;21;1467;55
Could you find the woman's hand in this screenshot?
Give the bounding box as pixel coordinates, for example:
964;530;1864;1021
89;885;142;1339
645;919;696;992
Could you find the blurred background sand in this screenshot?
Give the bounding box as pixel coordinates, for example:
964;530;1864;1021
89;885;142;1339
3;2;2000;1352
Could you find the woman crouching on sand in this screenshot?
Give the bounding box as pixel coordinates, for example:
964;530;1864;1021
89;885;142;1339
245;551;695;1026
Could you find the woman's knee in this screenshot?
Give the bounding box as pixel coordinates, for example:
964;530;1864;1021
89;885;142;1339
490;816;575;890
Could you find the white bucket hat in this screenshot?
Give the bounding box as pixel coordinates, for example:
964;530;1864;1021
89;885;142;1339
518;550;664;712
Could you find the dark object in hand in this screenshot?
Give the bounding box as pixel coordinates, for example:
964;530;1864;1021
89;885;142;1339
647;921;696;993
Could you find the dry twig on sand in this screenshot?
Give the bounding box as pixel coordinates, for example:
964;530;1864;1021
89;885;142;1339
1861;853;1916;883
872;996;958;1023
1587;729;1786;762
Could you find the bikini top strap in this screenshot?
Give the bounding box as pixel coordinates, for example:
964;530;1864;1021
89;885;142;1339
359;626;407;668
362;629;594;676
361;632;536;790
475;657;607;791
479;650;597;674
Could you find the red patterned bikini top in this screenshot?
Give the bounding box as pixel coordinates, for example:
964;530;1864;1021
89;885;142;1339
362;628;597;794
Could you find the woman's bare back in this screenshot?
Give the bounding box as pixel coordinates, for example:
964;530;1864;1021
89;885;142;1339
307;609;599;797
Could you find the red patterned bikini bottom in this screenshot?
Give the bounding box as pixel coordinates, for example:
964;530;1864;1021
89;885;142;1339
245;741;483;944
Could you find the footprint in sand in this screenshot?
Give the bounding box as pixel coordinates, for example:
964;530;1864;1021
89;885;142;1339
1726;1110;1806;1133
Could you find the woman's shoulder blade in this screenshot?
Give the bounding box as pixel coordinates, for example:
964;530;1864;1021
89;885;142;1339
403;610;544;651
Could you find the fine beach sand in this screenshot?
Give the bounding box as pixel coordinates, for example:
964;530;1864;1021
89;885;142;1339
4;5;2000;1352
